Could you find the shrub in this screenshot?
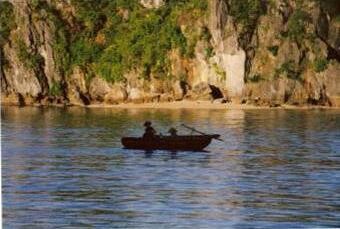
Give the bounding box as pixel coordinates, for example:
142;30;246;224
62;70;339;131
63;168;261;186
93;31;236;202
16;39;44;70
49;82;62;96
314;58;329;73
0;1;16;46
91;1;196;81
248;74;263;82
201;26;211;42
35;0;206;82
213;63;226;81
34;1;71;74
229;0;265;30
335;15;340;22
287;9;310;42
94;46;125;82
267;45;279;56
70;38;102;67
204;47;214;58
275;60;301;80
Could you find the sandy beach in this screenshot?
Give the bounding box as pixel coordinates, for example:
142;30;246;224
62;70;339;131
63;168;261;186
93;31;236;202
2;99;339;110
85;100;340;110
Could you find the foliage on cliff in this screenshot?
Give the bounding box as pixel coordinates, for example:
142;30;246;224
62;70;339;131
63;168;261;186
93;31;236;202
0;1;15;47
0;1;16;71
2;0;339;81
28;0;206;82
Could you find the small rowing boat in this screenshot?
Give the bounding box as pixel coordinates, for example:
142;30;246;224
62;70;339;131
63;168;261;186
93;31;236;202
121;124;221;151
121;134;220;151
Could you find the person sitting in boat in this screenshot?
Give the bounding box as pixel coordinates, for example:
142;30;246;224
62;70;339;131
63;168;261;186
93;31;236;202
168;127;178;137
143;121;156;138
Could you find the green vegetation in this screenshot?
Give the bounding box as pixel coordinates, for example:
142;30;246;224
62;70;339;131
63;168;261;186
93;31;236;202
5;0;331;86
286;9;310;42
313;58;329;73
49;81;62;96
229;0;265;30
204;47;214;58
0;1;16;46
201;26;214;58
201;26;211;42
275;60;301;80
16;39;44;70
212;63;226;81
70;38;102;68
62;0;207;82
30;0;71;74
248;74;263;82
267;46;279;56
0;1;15;69
335;15;340;22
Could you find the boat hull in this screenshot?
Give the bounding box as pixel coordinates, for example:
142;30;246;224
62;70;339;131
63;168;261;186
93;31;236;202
121;135;217;151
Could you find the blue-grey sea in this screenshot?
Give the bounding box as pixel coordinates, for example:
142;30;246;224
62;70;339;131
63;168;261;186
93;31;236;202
2;107;340;228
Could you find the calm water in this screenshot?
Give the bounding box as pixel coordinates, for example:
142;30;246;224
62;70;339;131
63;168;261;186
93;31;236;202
2;107;340;228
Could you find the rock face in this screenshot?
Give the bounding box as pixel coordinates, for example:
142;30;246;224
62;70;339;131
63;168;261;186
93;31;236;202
1;0;339;107
209;0;246;97
241;0;340;106
139;0;164;9
67;67;89;105
3;43;42;98
104;86;128;104
1;0;62;105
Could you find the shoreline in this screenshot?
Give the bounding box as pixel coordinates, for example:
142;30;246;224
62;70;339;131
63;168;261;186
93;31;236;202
86;101;340;110
2;100;339;110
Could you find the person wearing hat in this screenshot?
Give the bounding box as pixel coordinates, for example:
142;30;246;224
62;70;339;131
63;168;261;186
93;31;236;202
168;127;178;137
143;121;156;138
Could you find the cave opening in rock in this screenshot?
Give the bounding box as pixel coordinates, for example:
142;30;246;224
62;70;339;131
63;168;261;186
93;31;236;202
327;46;340;62
79;92;90;105
180;80;188;96
209;85;224;99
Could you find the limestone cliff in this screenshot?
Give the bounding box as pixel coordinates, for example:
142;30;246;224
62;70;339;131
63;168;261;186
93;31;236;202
1;0;339;107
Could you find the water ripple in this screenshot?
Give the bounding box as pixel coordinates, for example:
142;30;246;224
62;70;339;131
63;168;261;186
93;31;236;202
2;107;340;228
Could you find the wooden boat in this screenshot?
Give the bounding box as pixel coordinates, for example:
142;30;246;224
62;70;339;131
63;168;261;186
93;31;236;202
121;134;221;151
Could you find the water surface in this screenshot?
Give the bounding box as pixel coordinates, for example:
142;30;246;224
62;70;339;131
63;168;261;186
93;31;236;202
2;107;340;228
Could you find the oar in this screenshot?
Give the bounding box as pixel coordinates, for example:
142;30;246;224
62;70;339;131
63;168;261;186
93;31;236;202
181;124;224;142
181;124;206;135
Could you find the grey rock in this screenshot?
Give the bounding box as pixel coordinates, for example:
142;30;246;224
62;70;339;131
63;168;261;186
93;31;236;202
139;0;164;9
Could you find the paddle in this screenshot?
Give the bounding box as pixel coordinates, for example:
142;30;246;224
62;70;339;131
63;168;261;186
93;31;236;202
181;124;224;142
